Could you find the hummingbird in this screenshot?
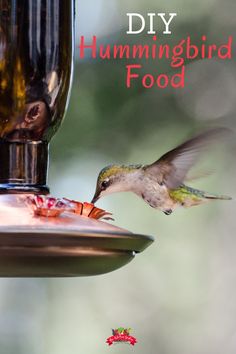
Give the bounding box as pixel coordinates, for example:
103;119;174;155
91;128;232;215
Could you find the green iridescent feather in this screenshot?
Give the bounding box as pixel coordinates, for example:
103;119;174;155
169;185;231;203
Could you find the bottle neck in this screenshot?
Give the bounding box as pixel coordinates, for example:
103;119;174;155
0;141;49;194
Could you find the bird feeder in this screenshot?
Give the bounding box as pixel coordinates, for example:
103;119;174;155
0;0;153;277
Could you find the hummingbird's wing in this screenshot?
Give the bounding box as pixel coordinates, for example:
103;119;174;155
185;169;213;182
144;128;231;189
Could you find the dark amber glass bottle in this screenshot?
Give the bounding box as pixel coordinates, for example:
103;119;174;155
0;0;74;193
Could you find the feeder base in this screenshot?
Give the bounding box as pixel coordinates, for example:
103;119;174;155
0;194;154;277
0;230;153;277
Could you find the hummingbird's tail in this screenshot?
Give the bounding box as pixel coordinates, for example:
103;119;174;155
170;185;232;207
184;185;232;201
202;192;232;200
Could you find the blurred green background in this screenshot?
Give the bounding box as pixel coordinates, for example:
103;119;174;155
1;0;236;353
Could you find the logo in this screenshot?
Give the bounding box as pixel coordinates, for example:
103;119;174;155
106;327;137;346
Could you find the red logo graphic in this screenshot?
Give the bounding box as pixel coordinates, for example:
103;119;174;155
106;327;137;346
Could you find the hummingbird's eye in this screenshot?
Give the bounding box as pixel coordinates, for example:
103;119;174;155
101;180;109;190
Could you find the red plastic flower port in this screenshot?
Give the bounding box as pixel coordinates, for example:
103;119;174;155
25;196;113;220
63;199;113;220
25;195;67;217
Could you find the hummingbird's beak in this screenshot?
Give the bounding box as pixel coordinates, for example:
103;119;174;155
91;191;100;204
